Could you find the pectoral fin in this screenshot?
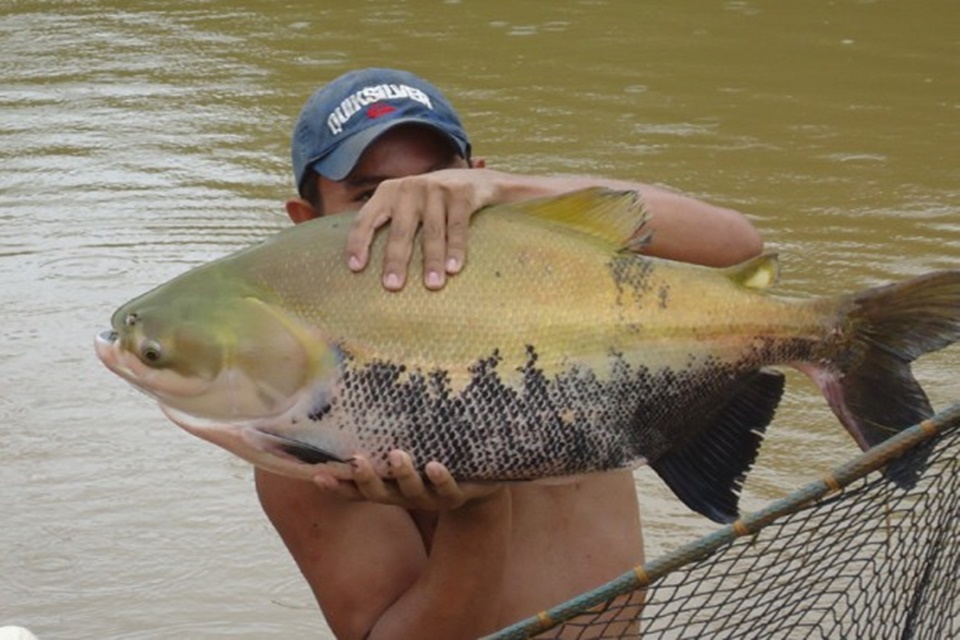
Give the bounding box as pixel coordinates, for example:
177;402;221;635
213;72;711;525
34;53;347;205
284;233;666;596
241;428;348;465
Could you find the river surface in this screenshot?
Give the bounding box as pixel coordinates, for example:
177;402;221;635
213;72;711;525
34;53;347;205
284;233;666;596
1;1;957;638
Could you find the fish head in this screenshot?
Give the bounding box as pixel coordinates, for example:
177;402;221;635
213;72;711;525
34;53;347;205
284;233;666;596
95;280;329;426
95;263;357;481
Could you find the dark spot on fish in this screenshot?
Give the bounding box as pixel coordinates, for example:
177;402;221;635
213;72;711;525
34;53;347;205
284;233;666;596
523;344;538;365
308;402;332;422
607;255;655;311
428;369;452;400
658;284;670;309
306;386;335;422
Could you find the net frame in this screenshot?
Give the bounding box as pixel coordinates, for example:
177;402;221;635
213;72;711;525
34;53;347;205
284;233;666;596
485;403;960;640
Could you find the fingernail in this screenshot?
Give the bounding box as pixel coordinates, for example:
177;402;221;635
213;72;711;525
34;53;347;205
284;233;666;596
426;271;443;288
425;463;443;484
384;273;401;289
314;475;336;490
446;258;460;274
348;255;363;271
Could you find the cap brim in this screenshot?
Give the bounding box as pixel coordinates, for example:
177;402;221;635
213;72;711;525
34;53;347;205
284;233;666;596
312;118;469;182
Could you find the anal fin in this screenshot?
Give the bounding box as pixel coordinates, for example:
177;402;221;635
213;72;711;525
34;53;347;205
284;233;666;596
650;369;785;524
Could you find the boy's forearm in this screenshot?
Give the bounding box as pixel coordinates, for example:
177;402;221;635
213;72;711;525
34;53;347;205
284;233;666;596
487;170;763;266
368;489;512;640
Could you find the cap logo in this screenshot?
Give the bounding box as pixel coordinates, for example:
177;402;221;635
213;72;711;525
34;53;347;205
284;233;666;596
367;103;397;119
326;84;433;135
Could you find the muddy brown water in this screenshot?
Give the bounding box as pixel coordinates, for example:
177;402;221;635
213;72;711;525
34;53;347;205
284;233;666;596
1;1;957;637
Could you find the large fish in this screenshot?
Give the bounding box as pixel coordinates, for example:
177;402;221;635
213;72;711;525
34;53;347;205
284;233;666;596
95;188;960;523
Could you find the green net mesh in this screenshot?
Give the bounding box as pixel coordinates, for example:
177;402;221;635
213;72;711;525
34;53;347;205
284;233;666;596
485;403;960;640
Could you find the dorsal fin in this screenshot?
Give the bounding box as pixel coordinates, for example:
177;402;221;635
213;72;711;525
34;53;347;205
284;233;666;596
721;253;780;289
502;187;651;252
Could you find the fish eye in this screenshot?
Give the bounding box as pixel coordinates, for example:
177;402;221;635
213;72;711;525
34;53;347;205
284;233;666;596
140;340;164;365
124;313;139;327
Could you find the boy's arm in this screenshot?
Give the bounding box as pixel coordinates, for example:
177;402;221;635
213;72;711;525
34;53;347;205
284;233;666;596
344;167;764;291
256;468;511;640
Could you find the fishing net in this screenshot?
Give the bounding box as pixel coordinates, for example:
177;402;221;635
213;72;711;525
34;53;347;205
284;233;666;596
484;403;960;640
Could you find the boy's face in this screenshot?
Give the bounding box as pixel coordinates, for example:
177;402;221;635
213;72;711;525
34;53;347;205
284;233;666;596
316;124;469;216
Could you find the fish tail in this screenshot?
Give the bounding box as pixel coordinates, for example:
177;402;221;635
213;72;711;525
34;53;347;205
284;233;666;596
810;269;960;486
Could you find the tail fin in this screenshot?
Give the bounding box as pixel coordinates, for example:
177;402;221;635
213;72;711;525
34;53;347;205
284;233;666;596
811;270;960;486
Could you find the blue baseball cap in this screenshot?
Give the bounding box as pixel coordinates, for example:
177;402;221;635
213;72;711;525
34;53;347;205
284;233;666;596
291;68;471;194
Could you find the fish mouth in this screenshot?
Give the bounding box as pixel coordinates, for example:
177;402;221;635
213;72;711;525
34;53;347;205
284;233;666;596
95;328;212;399
94;329;120;363
240;428;349;465
93;329;129;379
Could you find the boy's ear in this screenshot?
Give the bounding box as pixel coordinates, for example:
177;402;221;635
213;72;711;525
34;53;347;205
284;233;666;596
285;197;319;224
